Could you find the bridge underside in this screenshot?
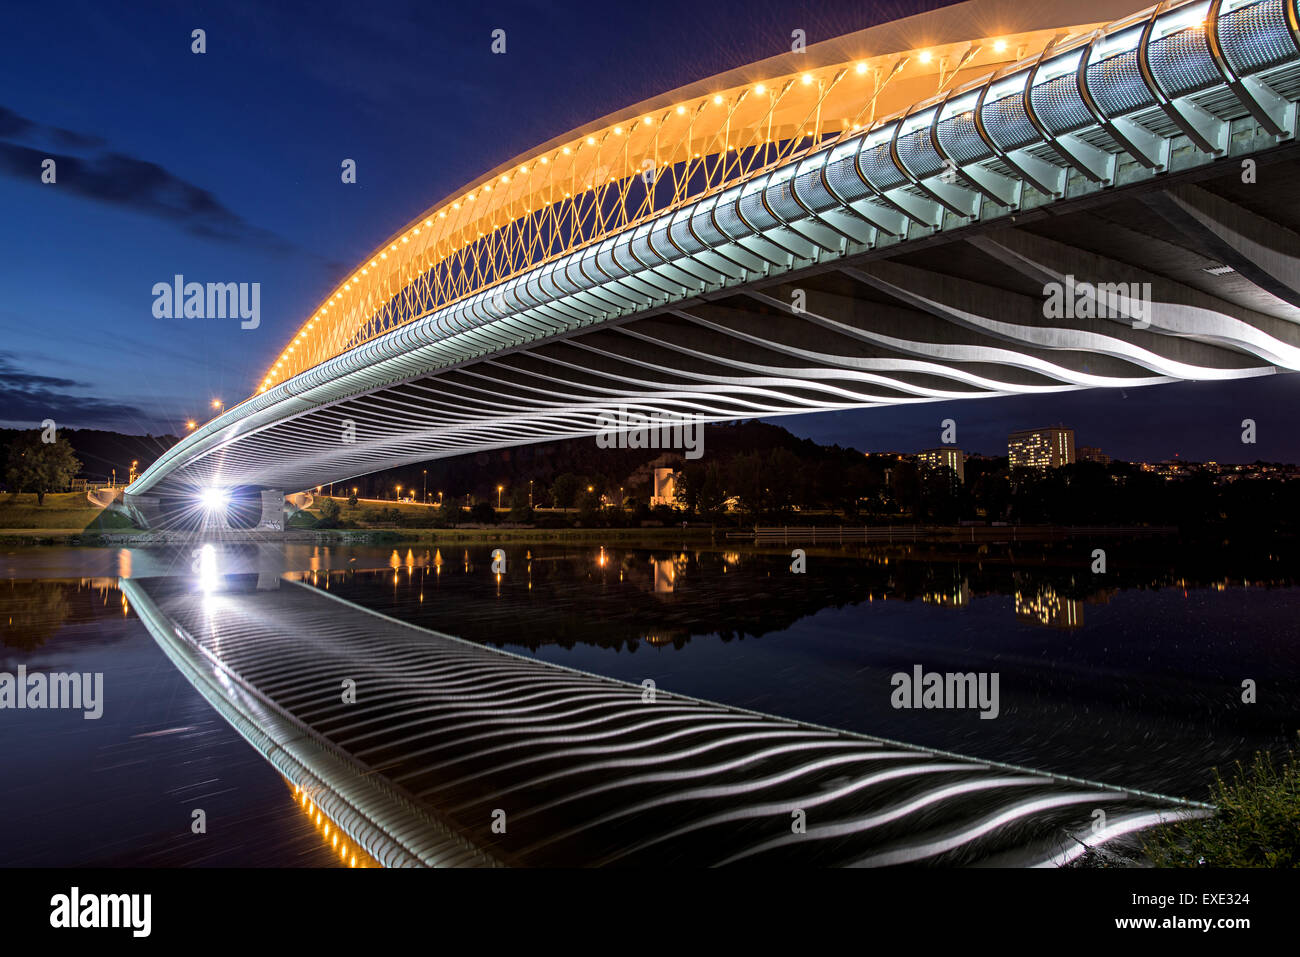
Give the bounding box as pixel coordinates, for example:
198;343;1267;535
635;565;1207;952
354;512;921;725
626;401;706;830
128;150;1300;515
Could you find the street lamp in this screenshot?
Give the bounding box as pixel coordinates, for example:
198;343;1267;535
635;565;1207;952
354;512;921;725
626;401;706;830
528;479;533;507
497;485;504;508
396;484;402;502
186;420;196;431
211;398;224;413
422;469;427;502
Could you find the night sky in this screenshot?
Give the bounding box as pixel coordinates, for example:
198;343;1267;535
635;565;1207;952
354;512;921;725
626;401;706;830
2;0;1297;463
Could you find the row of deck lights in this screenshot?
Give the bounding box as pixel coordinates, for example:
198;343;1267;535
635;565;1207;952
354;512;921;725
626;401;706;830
259;39;1013;394
295;784;365;867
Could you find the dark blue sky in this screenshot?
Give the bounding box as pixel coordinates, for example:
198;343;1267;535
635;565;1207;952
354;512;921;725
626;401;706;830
2;0;1296;463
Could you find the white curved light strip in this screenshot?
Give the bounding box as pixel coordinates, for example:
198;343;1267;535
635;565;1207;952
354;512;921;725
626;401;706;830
824;277;1269;382
1031;808;1215;867
712;773;1046;866
681;306;1171;390
847;790;1132;867
579;330;1072;399
443;728;842;808
967;240;1300;369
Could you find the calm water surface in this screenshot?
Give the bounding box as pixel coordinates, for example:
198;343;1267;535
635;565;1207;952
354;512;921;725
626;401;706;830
2;541;1296;865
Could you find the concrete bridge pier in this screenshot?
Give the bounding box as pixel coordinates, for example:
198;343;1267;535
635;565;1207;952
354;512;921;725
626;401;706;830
256;489;286;531
122;493;163;530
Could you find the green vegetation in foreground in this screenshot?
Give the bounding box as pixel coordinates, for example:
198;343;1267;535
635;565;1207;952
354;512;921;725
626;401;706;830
1144;748;1300;867
4;432;80;505
0;492;133;532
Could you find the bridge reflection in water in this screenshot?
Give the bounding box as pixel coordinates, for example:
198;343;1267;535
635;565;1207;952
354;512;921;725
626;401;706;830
121;570;1207;868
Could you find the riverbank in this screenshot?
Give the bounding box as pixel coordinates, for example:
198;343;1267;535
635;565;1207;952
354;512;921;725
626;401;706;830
0;525;718;547
0;491;134;534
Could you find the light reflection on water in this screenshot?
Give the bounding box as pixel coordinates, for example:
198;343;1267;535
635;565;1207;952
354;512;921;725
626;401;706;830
1;541;1297;864
0;575;342;867
290;544;1300;801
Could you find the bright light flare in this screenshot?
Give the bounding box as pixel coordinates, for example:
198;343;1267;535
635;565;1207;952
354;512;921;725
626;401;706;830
199;487;230;512
197;543;219;593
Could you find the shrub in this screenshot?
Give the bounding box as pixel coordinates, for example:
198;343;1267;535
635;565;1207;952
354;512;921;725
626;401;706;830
576;491;600;526
435;503;465;526
1143;748;1300;867
402;507;439;528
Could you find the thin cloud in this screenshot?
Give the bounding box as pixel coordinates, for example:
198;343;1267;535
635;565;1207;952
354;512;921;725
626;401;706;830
0;105;291;251
0;105;106;150
0;352;149;427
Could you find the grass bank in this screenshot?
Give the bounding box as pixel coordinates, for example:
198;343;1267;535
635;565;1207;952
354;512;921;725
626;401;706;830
0;492;134;535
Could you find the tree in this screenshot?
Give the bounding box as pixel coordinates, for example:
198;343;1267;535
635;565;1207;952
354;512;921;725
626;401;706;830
5;432;81;505
317;498;341;527
347;492;358;507
2;581;71;650
551;473;581;509
508;485;533;523
725;451;766;520
675;462;726;519
576;490;600;525
765;447;803;515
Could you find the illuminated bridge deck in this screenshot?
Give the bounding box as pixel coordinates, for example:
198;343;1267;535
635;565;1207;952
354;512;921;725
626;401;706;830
129;0;1300;514
123;574;1208;867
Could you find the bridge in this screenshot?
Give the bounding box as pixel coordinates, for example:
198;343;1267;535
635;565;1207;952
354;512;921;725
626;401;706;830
120;559;1209;866
127;0;1300;527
